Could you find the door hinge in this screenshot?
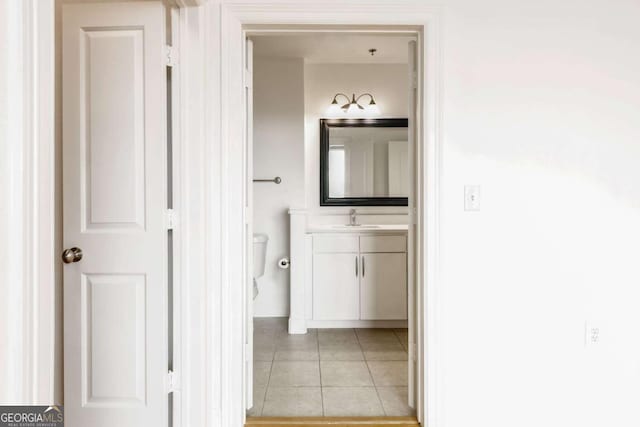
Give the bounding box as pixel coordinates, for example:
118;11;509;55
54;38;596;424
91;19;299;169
165;209;178;230
244;69;252;89
165;45;178;67
243;206;251;226
166;370;179;393
408;342;417;361
411;71;418;89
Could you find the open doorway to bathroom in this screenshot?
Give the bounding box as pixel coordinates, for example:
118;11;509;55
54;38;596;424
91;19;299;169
247;30;420;419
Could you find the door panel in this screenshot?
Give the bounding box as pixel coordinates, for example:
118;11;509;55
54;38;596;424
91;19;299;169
63;2;167;426
360;253;407;320
82;28;146;230
313;253;360;320
83;274;146;406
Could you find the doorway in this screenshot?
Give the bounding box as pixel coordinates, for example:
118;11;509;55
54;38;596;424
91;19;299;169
244;29;421;420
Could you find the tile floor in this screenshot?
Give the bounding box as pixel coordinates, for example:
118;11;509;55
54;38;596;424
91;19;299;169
249;317;414;417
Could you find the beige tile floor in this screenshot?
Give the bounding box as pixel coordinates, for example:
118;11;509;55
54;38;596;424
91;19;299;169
248;317;414;417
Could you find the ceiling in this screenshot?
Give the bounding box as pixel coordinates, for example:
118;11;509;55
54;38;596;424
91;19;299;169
251;33;415;64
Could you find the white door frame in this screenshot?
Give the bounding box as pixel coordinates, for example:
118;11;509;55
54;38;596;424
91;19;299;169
245;25;420;411
211;3;443;427
0;0;56;405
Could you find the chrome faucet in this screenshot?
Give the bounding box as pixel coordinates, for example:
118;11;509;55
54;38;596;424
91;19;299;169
349;209;358;226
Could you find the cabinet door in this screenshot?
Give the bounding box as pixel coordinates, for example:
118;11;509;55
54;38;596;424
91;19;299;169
360;253;407;320
313;253;360;320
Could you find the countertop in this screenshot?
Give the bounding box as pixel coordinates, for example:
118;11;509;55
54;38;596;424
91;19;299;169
306;224;409;233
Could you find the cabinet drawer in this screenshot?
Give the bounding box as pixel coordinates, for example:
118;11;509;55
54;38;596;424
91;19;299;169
313;235;359;253
359;235;406;253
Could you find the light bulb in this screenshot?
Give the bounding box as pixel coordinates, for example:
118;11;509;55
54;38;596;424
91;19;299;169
346;102;363;115
365;100;380;116
326;102;341;116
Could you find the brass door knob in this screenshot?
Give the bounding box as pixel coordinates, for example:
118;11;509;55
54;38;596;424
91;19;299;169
61;247;83;264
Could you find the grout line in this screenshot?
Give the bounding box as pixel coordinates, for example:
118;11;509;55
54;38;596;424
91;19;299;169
258;320;277;416
392;328;409;354
316;328;325;416
356;328;389;416
391;329;403;346
263;361;274;414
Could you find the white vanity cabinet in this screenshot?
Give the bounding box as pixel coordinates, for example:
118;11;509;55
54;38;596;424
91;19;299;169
312;253;360;320
360;252;407;320
311;233;407;324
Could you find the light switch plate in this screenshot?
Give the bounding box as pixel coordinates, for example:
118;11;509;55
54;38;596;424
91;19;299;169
464;185;481;211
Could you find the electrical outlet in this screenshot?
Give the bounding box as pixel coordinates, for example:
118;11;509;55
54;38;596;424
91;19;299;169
585;322;600;347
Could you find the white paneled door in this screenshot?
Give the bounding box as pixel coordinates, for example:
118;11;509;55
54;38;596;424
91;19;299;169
62;3;168;427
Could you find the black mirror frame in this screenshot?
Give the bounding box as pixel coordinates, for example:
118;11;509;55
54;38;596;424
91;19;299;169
320;118;409;207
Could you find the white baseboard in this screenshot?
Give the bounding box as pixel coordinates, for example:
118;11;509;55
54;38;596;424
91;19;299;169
288;317;308;334
253;315;288;318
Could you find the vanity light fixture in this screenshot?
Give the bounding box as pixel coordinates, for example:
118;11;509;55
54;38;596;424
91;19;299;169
327;93;380;116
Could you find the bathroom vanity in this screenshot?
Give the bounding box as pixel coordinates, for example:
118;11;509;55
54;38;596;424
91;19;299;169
288;217;409;332
286;117;411;333
311;229;407;322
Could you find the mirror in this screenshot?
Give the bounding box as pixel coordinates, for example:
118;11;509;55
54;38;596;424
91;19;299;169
320;118;409;206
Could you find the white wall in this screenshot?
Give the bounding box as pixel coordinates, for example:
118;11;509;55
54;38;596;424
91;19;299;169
252;57;305;317
0;0;23;403
439;1;640;426
304;63;409;221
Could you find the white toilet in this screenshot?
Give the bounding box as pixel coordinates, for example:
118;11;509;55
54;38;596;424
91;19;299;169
252;233;268;299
